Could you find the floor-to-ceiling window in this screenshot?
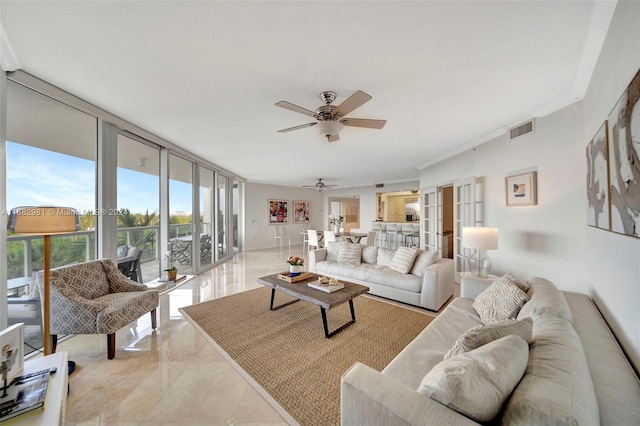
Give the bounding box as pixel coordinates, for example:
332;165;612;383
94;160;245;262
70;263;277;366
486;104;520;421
5;81;97;354
199;167;214;269
217;174;228;259
117;134;160;281
169;154;194;274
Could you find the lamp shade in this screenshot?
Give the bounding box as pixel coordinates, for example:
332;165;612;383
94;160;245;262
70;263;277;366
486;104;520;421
8;206;80;235
462;227;498;250
316;120;343;137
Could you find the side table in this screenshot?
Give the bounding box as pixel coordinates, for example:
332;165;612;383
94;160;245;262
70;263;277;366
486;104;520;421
13;351;68;425
459;272;498;299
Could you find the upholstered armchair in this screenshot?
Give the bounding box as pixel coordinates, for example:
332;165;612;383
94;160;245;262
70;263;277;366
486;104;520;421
37;258;159;359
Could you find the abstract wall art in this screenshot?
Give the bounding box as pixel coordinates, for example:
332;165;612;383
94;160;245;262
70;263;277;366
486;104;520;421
268;199;288;224
293;200;310;224
607;68;640;238
586;121;610;230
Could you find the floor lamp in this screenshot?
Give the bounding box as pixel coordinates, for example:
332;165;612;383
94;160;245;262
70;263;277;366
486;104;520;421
462;227;498;278
7;206;80;357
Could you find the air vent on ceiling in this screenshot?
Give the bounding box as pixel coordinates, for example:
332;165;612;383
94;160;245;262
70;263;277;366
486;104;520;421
510;119;535;139
375;183;384;188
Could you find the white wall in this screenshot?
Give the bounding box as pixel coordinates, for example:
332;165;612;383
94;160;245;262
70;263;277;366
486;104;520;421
419;1;640;371
244;182;324;251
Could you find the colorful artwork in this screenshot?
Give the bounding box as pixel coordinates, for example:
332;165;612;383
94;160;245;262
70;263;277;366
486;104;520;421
586;121;610;230
293;200;310;224
608;68;640;238
505;172;537;206
269;200;288;224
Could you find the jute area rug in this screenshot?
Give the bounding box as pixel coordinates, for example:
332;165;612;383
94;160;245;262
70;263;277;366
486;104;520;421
180;287;434;426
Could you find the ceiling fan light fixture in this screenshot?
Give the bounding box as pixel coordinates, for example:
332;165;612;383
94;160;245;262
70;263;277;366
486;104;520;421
315;120;343;138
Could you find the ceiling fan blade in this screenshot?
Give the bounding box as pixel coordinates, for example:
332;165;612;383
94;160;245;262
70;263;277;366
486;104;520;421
275;101;320;119
277;122;317;133
339;118;387;129
332;90;372;118
328;133;340;143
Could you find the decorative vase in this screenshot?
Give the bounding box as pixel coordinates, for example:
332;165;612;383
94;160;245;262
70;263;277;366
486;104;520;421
289;264;302;277
167;269;178;281
333;224;340;235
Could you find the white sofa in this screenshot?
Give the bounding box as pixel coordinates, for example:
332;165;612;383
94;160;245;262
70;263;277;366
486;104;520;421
308;243;454;311
340;276;640;425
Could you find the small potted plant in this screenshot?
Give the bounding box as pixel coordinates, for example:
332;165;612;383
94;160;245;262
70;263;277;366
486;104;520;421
164;253;178;281
287;256;304;277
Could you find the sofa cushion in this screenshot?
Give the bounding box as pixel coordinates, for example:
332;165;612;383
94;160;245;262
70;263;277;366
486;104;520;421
376;248;396;267
418;335;529;423
517;277;573;324
361;245;379;264
410;250;439;277
472;276;530;324
337;242;362;265
444;317;533;359
502;314;599;425
389;246;418;274
325;242;339;262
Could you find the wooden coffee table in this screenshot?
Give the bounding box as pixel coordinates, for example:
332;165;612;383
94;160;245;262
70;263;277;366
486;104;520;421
257;273;369;338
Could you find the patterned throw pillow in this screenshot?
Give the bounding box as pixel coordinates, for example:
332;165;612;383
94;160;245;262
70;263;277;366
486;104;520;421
444;317;533;359
419;335;529;423
472;276;530;325
337;242;362;265
389;246;419;274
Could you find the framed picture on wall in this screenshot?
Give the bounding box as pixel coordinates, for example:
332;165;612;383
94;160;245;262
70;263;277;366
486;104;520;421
293;200;310;224
345;207;357;223
586;121;610;231
268;200;288;224
505;172;537;206
607;68;640;238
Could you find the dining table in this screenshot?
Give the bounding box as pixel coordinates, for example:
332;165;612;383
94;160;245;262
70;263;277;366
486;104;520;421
314;230;368;245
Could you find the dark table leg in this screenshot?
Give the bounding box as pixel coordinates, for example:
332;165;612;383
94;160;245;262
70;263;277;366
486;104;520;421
321;299;356;338
270;288;300;311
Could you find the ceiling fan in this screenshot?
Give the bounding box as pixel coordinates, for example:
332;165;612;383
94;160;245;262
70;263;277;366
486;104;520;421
303;178;337;191
275;90;387;142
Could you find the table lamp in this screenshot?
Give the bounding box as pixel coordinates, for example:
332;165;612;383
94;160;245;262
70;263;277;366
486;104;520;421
7;206;80;355
462;227;498;278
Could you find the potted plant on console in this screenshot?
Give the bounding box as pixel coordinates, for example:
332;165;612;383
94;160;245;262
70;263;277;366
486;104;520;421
164;253;178;281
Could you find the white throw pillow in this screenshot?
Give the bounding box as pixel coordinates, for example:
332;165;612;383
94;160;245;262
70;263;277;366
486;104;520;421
325;242;339;262
337;242;362;265
376;248;396;267
418;335;529;423
389;246;418;274
472;276;530;325
410;250;440;277
361;245;379;264
444;317;533;359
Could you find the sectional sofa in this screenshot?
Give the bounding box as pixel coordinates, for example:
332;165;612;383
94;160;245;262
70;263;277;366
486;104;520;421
340;275;640;425
308;242;454;311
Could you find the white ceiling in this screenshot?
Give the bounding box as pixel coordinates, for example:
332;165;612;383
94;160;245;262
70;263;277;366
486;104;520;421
0;1;615;189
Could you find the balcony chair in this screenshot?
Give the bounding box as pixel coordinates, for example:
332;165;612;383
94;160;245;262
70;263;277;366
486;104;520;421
37;258;159;359
7;275;43;343
200;234;212;264
117;244;143;282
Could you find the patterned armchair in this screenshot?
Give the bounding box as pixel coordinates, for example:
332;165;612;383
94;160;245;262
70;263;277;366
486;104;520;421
36;259;159;359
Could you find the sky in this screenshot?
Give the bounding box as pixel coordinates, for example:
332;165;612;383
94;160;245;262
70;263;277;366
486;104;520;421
6;142;194;216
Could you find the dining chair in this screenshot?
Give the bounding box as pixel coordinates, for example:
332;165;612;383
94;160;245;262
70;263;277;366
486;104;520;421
274;226;291;250
366;231;377;246
324;230;337;244
307;230;321;251
301;226;309;253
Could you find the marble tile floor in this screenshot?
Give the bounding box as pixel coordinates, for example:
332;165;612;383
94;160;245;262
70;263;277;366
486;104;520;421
29;245;457;425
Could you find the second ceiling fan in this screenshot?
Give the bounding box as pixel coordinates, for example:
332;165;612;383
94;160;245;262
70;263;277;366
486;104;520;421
275;90;386;142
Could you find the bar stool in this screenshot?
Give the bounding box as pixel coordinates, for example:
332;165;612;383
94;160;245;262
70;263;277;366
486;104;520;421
385;223;398;249
401;224;415;247
372;222;384;247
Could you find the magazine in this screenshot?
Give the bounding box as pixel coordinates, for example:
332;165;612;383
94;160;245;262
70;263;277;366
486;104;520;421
0;370;50;423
